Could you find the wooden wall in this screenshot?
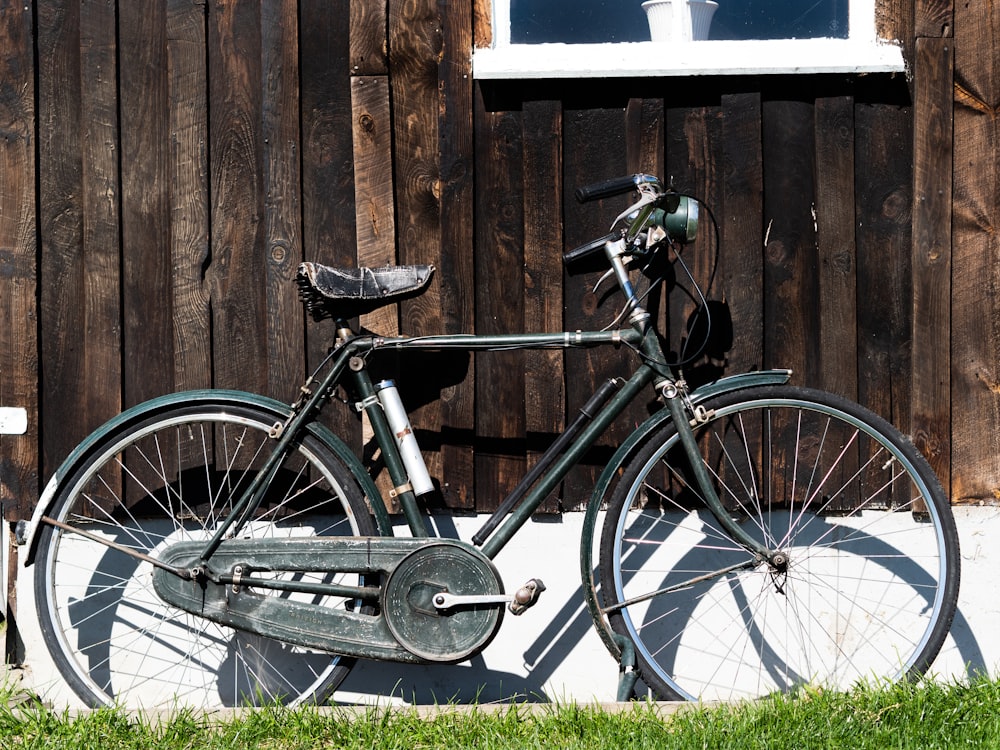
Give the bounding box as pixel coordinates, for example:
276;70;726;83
1;0;998;522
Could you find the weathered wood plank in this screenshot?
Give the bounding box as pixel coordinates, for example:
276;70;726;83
877;0;916;68
474;102;525;512
120;3;171;406
167;0;212;394
761;94;820;383
473;0;492;47
0;2;38;518
437;5;476;509
351;74;399;509
299;0;361;449
352;76;398;337
666;98;726;386
911;37;953;489
207;1;267;394
915;0;954;38
561;107;628;510
720;92;764;376
854;94;913;429
626;98;663;179
37;2;123;477
522;99;563;513
814;94;858;400
262;0;305;404
951;4;999;503
389;0;446;496
350;0;388;75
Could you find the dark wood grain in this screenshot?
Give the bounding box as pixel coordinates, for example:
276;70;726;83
814;95;857;400
167;0;212;394
761;95;820;383
300;0;361;449
911;37;953;489
522;99;564;513
950;5;999;504
474;103;525;511
0;3;38;517
437;4;476;509
561;107;628;511
720;92;764;376
351;0;388;75
207;2;267;395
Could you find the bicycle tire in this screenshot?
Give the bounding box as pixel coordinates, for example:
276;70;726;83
33;399;378;709
599;385;960;701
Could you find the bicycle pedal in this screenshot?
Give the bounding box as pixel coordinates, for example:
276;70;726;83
509;578;546;616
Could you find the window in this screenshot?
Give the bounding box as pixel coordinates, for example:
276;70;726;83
473;0;904;79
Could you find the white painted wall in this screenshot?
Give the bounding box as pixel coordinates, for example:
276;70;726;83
11;507;997;707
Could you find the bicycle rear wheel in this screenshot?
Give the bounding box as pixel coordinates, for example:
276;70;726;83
600;385;960;701
33;398;377;709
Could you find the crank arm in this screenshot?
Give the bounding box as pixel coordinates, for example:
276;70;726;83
433;578;546;615
432;592;510;610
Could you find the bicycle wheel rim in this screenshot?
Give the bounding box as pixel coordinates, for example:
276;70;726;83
34;404;373;709
603;389;958;702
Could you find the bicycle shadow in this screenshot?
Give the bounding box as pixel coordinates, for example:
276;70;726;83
340;509;986;704
57;509;986;706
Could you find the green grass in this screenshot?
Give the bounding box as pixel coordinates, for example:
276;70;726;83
2;676;1000;749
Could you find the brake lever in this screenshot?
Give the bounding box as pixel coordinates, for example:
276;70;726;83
592;267;617;295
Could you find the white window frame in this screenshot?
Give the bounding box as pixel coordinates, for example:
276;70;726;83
473;0;905;79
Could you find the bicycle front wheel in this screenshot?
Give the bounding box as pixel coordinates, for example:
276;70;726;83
600;385;960;702
33;398;377;709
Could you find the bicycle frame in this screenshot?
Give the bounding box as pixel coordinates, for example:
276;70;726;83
23;171;959;708
22;175;793;688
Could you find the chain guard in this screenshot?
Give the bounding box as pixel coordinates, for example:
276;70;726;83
151;536;503;664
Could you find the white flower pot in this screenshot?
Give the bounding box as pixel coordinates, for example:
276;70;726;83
642;0;719;42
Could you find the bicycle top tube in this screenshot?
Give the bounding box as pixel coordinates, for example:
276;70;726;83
349;328;646;354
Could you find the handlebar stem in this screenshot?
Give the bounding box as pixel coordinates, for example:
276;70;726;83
605;238;638;311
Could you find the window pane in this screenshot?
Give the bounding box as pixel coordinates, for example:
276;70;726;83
509;0;849;44
712;0;848;40
510;0;649;43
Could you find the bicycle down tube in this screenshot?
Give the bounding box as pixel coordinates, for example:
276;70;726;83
327;319;773;564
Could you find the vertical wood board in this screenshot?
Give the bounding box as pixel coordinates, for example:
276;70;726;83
167;0;212;394
352;76;398;337
120;3;171;406
761;96;820;382
522;99;564;513
207;2;268;394
474;103;525;510
0;3;38;517
814;95;858;400
437;6;476;508
911;37;953;487
262;0;305;403
854;100;913;428
299;0;361;450
950;4;1000;503
719;92;764;376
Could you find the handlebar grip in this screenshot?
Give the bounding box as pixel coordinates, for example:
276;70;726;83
563;233;617;265
575;175;638;203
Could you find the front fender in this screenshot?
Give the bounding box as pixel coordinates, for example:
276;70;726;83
22;390;387;566
579;369;792;656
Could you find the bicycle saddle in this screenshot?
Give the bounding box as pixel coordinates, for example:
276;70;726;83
297;262;435;320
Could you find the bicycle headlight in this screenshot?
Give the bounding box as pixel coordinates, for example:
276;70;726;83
650;196;699;244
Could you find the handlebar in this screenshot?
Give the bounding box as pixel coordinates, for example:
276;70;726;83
563;174;699;266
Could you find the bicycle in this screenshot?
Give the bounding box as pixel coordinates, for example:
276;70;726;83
23;173;960;708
